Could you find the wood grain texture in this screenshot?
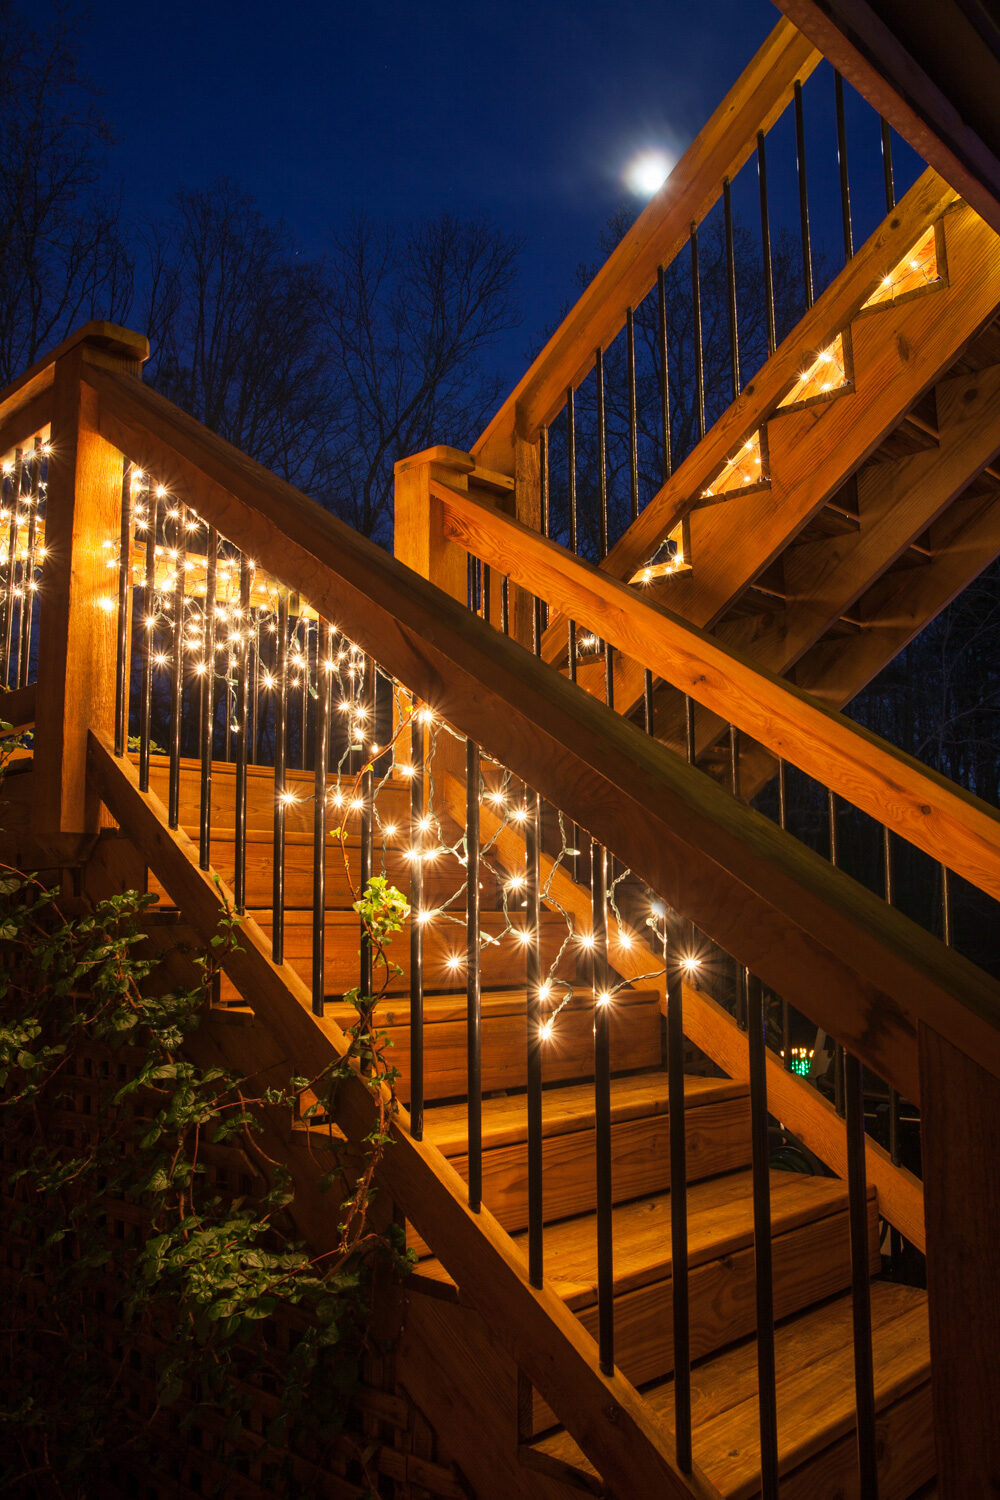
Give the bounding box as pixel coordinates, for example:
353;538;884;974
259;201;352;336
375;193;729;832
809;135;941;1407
435;474;1000;907
583;167;957;591
920;1022;1000;1497
87;732;718;1500
0;684;36;731
472;18;821;470
86;363;1000;1102
33;351;133;833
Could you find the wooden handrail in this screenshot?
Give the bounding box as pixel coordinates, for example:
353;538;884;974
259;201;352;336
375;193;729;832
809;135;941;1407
431;476;1000;906
472;18;822;471
88;734;714;1500
82;361;1000;1103
0;322;147;450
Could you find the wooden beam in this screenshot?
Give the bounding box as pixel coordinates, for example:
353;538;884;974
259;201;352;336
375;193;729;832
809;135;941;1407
920;1022;1000;1495
86;732;715;1500
443;768;924;1246
472;18;822;470
794;486;1000;709
774;0;1000;240
85;364;1000;1100
433;477;1000;906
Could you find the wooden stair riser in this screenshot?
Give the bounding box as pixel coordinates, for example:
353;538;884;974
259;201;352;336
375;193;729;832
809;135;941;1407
408;1091;752;1252
528;1192;881;1432
150;836;505;911
143;757;411;834
217;910;581;1005
366;993;664;1104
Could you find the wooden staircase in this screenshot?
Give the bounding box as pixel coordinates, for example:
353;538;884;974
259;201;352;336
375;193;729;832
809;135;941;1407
124;756;933;1498
536;174;1000;790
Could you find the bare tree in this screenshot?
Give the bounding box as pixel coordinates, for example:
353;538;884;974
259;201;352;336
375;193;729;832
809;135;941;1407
0;1;132;383
142;194;521;544
142;180;332;493
320;214;522;539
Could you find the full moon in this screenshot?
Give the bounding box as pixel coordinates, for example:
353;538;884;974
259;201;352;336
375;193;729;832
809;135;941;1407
624;149;673;198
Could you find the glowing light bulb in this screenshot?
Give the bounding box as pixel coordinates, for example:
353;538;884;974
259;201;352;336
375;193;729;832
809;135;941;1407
539;981;551;1001
445;955;463;972
383;823;397;838
539;1019;554;1042
618;933;632;950
579;933;595;950
278;790;298;806
597;991;611;1007
682;955;701;973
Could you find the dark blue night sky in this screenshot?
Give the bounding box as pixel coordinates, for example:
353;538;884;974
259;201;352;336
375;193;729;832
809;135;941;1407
42;0;779;383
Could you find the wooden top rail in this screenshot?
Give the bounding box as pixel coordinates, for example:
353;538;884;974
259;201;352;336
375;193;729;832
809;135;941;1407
431;475;1000;905
473;18;821;471
83;361;1000;1102
0;322;148;461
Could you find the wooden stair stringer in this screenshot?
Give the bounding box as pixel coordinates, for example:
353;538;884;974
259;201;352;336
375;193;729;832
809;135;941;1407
539;165;961;666
86;730;718;1500
561;191;1000;729
651;358;1000;772
442;769;925;1252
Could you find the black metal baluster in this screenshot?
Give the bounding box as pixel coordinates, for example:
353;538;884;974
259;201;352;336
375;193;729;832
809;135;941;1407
139;491;158;794
779;761;791;1068
685;697;696;765
644;671;655;736
467;737;482;1208
723;178;740;400
883;827;902;1272
794;80;815;309
250;613;260;765
668;919;692;1472
658;265;673;480
199;527;218;868
592;842;614;1374
409;712;425;1139
300;617;310;770
113;465;132;755
311;619;331;1016
167;506;186;830
626;307;639;524
757;133;777;357
748;972;780;1497
359;656;375;1000
540;425;550;539
880;117;896;212
19;439;42;691
596;347;609;559
690;226;706;441
566;384;580;869
730;727;746;1029
526;788;543;1287
845;1051;879;1495
501;577;509;636
234;555;251;915
2;450;23;686
835;72;855;261
272;590;289;965
828;789;846;1113
941;864;952;946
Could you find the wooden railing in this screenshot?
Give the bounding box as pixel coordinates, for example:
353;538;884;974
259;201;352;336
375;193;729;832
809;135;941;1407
7;316;1000;1491
473;17;822;472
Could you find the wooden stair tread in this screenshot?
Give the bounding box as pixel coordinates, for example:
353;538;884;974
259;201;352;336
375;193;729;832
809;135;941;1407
414;1169;869;1307
530;1281;930;1498
327;985;659;1028
423;1072;747;1155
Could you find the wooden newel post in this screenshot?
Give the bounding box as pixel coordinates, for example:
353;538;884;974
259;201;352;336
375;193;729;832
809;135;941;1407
393;445;475;601
33;325;147;838
919;1023;1000;1496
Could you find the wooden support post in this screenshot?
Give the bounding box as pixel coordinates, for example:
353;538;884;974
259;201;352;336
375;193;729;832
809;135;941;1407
33;330;145;835
393;445;475;603
920;1022;1000;1496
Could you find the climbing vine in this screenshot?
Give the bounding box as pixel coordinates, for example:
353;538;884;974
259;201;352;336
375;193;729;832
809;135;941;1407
0;725;415;1498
